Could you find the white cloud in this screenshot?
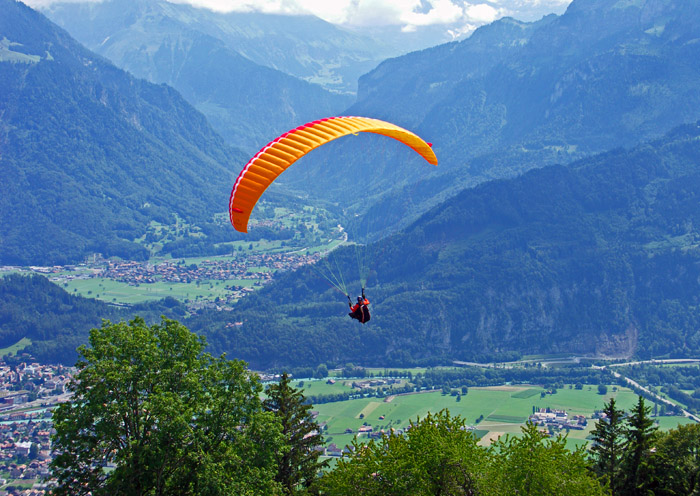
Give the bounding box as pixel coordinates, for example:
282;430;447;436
26;0;97;7
465;3;501;23
167;0;304;15
27;0;571;37
400;0;464;27
169;0;509;31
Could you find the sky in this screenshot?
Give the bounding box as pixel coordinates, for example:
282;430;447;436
27;0;573;39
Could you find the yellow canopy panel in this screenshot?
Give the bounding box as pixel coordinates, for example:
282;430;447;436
229;116;438;232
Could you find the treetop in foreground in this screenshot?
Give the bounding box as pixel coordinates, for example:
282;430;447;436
320;409;605;496
50;317;283;495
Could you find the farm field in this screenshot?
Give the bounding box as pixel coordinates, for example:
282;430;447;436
292;379;358;397
57;277;255;305
310;383;693;453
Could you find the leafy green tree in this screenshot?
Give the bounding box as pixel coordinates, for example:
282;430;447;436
315;364;329;379
620;396;659;496
650;422;700;495
590;398;626;495
264;372;328;494
51;317;283;496
320;409;488;495
485;422;605;496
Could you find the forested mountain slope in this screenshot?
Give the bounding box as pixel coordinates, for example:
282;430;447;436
189;122;700;369
41;0;355;152
0;0;245;265
277;0;700;237
0;273;186;364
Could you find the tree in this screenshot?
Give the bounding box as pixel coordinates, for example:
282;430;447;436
589;398;626;495
620;396;659;496
315;364;329;379
264;372;327;494
486;422;606;496
51;317;283;496
652;423;700;495
598;384;608;395
29;442;39;460
320;409;488;495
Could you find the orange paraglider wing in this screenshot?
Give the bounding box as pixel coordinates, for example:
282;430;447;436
229;116;437;232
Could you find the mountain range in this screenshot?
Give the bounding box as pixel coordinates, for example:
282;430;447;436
5;0;700;370
40;0;450;95
41;0;358;151
276;0;700;237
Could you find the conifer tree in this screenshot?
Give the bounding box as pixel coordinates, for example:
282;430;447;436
620;396;659;496
264;372;327;494
590;398;626;495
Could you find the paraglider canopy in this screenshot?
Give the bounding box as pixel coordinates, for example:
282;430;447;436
229;116;437;232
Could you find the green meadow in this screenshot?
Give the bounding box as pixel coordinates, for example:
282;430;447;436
294;379;357;397
0;338;32;357
311;383;692;453
58;277;253;305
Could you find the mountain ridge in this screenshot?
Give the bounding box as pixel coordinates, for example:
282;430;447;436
41;0;356;152
275;0;700;240
0;0;244;265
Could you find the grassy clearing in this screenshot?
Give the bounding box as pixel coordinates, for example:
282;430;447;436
656;362;700;368
0;337;32;357
332;366;457;378
356;402;382;419
0;269;24;277
654;415;695;430
293;380;355;397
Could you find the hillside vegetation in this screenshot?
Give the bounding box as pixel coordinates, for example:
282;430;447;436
190;122;700;369
0;273;186;364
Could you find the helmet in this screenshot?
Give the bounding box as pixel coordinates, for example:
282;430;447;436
357;296;363;302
